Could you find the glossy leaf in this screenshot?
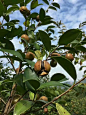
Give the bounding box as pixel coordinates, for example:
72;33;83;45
39;30;51;51
52;2;60;9
59;29;82;45
30;12;38;19
0;1;4;16
4;0;23;5
0;29;9;38
0;38;14;50
39;8;45;22
25;81;35;93
51;73;66;81
14;74;26;94
7;26;22;38
31;1;42;9
6;5;19;15
52;56;77;80
0;48;23;61
76;46;86;53
49;6;57;11
56;103;71;115
25;0;32;5
42;0;49;5
14;100;33;115
38;81;64;90
23;68;40;89
24;59;35;69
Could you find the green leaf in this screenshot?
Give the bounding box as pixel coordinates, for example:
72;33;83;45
0;1;4;16
14;100;33;115
31;1;42;9
14;74;26;94
49;6;57;11
52;56;77;80
0;29;9;38
56;103;71;115
25;0;32;5
25;81;35;93
23;68;40;89
3;22;14;27
38;81;64;90
76;46;86;53
6;5;19;15
0;38;14;50
30;12;38;19
7;26;22;38
59;29;82;45
39;8;45;22
24;59;35;69
42;0;49;5
39;30;51;51
0;48;23;61
4;0;24;5
34;43;40;50
52;2;60;9
51;73;66;81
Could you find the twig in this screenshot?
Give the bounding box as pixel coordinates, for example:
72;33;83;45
0;98;6;105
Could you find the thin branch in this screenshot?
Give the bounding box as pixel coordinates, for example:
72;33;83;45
0;98;6;105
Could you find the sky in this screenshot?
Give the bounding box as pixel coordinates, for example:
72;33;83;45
0;0;86;84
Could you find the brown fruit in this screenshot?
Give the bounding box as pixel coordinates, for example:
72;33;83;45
50;59;57;67
39;96;48;101
65;53;74;61
44;108;48;113
12;94;21;105
51;53;61;57
36;15;40;22
34;60;51;76
19;6;28;14
0;22;2;29
21;34;30;42
25;52;35;60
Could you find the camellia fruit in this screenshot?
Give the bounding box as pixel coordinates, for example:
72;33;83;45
39;96;48;101
50;59;57;67
36;15;40;22
25;52;35;60
21;34;30;42
65;53;74;61
44;108;48;113
34;60;51;76
51;53;61;57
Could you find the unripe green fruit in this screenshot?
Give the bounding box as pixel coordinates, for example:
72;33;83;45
50;59;57;67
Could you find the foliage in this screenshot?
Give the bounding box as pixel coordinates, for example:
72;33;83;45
0;0;86;115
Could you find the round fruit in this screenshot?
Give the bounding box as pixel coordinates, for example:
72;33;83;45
65;53;74;61
50;59;57;67
34;60;51;76
19;6;28;14
0;22;2;25
51;53;61;57
44;108;48;113
25;52;35;60
39;96;48;101
12;94;21;105
21;34;30;42
36;15;40;22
